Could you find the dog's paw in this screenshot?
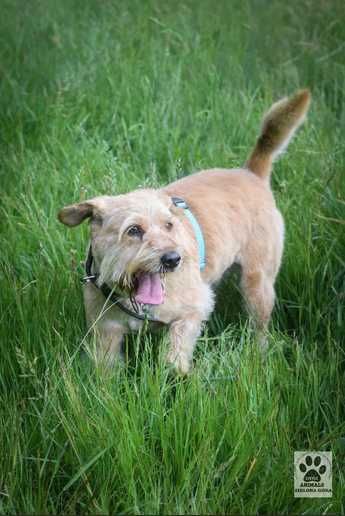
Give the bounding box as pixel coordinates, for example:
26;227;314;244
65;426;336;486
255;330;269;352
166;350;191;375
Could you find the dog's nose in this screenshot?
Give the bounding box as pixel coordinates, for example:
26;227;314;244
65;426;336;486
161;251;181;270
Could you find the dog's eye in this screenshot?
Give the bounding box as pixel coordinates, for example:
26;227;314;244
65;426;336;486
127;225;143;238
165;222;173;231
92;214;103;226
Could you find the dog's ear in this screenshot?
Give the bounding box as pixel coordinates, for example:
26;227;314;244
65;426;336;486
58;201;94;227
58;196;111;227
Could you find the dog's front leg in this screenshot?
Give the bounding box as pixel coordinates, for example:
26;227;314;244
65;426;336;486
90;320;126;366
84;284;126;366
166;315;203;374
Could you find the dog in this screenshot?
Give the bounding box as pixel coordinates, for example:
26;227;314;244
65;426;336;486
58;89;311;374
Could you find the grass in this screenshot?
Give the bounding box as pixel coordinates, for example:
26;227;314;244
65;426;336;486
1;0;345;513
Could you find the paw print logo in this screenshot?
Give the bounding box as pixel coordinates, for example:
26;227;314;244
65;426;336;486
294;451;332;498
299;455;327;482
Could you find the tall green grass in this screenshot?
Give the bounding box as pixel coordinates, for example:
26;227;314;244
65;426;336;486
1;0;344;513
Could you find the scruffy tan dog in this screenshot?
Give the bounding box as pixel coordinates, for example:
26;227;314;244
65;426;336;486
59;90;310;373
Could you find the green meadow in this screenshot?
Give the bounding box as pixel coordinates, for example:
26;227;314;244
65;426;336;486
1;0;344;513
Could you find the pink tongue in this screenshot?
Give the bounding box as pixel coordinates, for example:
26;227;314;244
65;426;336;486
134;273;164;305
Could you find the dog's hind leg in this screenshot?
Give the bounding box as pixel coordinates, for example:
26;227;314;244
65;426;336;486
166;315;203;374
240;269;276;348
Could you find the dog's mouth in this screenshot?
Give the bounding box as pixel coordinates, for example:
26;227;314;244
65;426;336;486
133;272;164;306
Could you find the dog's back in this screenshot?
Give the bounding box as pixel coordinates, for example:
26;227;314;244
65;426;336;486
163;89;311;282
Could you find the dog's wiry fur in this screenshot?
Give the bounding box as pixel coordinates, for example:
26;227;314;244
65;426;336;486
59;90;311;374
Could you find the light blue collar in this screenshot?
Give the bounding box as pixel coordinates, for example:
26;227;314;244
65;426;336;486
172;197;206;270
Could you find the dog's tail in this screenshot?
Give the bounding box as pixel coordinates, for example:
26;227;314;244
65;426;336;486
245;89;311;181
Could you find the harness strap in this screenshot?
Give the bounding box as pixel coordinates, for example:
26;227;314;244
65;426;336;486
171;197;206;270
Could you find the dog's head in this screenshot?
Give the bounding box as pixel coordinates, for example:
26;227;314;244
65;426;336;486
58;189;194;305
